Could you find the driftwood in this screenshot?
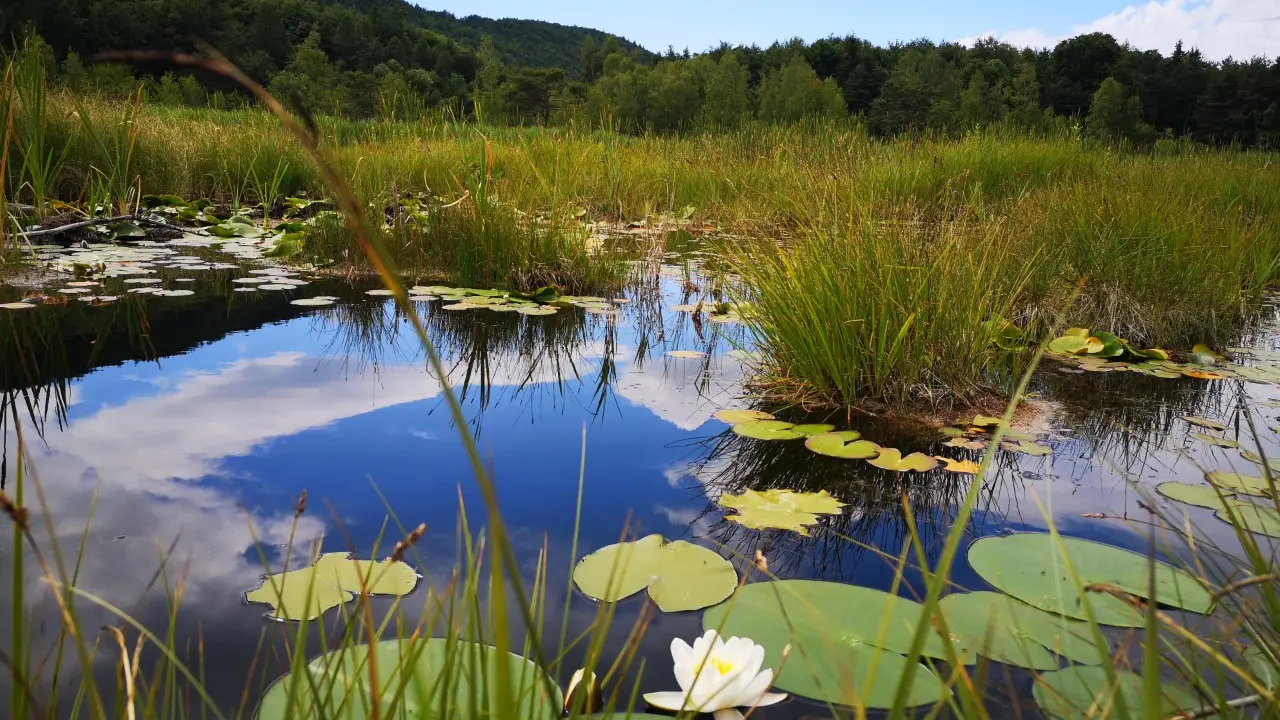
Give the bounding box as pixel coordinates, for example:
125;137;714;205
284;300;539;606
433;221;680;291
16;214;188;240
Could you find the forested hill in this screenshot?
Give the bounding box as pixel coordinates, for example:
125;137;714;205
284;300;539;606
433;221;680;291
0;0;651;78
400;4;654;71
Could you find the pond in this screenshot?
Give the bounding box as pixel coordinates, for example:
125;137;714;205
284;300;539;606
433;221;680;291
1;234;1276;718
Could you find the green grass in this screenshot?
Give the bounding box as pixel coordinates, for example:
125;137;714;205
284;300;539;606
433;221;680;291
3;63;1280;719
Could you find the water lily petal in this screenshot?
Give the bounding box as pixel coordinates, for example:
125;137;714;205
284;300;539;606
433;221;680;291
738;668;774;703
752;692;788;707
670;637;694;667
643;691;689;711
712;710;745;720
673;656;695;693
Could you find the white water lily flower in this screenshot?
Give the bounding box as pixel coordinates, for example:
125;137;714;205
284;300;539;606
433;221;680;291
643;629;787;720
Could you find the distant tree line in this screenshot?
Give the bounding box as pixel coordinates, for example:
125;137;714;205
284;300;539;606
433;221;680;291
4;0;1278;147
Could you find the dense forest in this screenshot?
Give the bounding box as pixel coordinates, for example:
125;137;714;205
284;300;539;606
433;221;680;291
3;0;1279;147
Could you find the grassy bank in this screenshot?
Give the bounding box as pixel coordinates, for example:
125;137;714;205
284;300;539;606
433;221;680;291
5;63;1280;405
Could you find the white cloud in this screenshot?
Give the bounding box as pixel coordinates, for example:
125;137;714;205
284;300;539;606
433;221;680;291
968;0;1279;60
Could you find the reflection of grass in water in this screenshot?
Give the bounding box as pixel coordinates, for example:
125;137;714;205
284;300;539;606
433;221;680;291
676;427;1019;581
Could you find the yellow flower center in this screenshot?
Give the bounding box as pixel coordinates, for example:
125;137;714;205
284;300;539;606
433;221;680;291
707;657;735;675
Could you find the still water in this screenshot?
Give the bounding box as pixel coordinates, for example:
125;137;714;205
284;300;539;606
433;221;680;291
0;245;1275;717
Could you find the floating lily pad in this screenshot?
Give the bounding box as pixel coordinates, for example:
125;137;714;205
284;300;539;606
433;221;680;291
291;298;335;307
669;304;701;313
1207;471;1274;495
1049;336;1088;354
442;303;478;311
713;409;775;424
940;427;966;438
66;281;100;288
255;638;561;720
1002;441;1053;457
936;457;981;474
806;431;880;459
1033;666;1199;720
940;592;1104;670
701;580;948;708
572;535;736;612
791;423;836;437
245;552;419;622
971;415;1004;427
667;350;706;359
517;306;558;316
0;302;35;310
1156;482;1233;510
124;277;162;284
733;420;804;441
1191;433;1239;449
1183;416;1228;432
943;437;970;448
365;288;395;296
1216;503;1280;538
154;289;195;297
718;489;845;535
869;448;938;472
257;284;295;291
967;533;1212;627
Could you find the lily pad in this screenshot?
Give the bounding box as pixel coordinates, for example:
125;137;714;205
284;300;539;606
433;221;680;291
291;298;335;307
1216;503;1280;538
718;489;845;535
714;409;775;424
365;288;395;296
1033;666;1199;720
1156;482;1233;510
701;580;948;708
0;302;35;310
154;289;196;297
971;415;1004;427
245;552;419;622
936;457;981;474
1049;336;1088;354
940;592;1104;670
806;432;880;459
1183;416;1228;432
1001;441;1053;457
791;423;836;437
733;420;803;441
868;448;938;472
1207;471;1274;495
1191;433;1239;449
667;350;706;359
517;306;558;316
967;533;1212;627
255;638;561;720
572;535;736;612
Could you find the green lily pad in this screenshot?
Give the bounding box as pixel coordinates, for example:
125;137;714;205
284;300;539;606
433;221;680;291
971;415;1004;427
667;350;706;359
254;638;561;720
713;409;775;424
1033;666;1199;720
365;288;395;296
1207;471;1274;495
572;535;736;612
1183;416;1227;432
733;420;803;441
0;302;35;310
1001;441;1053;457
1245;646;1277;691
107;220;146;238
792;423;836;437
1191;433;1239;449
1156;482;1234;510
718;489;845;535
244;553;419;621
998;428;1039;443
1216;503;1280;538
517;306;558;316
291;298;335;307
806;432;880;459
967;533;1212;627
939;592;1105;670
940;427;966;438
868;448;938;472
1049;336;1088;354
701;580;948;708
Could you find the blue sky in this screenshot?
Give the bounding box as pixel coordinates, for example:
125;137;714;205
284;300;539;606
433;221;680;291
417;0;1277;61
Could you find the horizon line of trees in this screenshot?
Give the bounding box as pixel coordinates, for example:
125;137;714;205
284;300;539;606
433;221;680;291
11;22;1280;148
